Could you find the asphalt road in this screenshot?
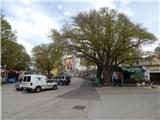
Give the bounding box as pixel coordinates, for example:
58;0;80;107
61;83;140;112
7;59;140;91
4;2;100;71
2;77;86;120
57;78;100;100
2;77;160;120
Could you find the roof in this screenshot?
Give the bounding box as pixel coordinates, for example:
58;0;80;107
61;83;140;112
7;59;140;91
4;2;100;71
65;57;73;60
24;74;45;77
0;69;9;73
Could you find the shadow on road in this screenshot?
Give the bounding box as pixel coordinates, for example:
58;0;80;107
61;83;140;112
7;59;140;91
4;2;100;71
57;79;100;101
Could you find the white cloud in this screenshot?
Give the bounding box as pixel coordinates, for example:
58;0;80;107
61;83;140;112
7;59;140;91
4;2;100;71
3;0;158;55
17;38;34;56
59;0;131;21
90;0;134;17
20;0;32;4
118;0;134;17
64;11;71;16
121;0;130;5
5;5;59;55
61;0;116;18
30;11;58;36
119;7;134;17
94;0;116;9
57;4;63;10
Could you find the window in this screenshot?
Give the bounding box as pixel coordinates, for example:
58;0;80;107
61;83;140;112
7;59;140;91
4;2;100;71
23;76;27;82
67;66;69;70
70;67;72;70
27;76;31;82
37;77;41;80
18;78;22;82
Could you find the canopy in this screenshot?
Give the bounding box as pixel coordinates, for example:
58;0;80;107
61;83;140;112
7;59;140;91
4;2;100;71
118;67;145;81
118;67;145;73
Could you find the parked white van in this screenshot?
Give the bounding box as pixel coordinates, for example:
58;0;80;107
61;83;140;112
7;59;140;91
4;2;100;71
21;74;58;92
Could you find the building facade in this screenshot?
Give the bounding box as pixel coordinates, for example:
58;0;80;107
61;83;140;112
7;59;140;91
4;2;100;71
135;56;160;84
64;55;74;71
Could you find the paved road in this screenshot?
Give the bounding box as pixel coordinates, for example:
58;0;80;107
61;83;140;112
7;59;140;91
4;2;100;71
20;79;99;120
57;78;100;100
2;77;86;120
2;77;160;120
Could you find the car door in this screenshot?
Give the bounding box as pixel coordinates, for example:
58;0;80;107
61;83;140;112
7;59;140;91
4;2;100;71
46;79;53;89
53;76;59;84
21;76;30;88
35;76;46;89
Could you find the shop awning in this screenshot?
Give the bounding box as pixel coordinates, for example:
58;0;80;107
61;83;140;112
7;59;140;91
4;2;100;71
118;67;145;73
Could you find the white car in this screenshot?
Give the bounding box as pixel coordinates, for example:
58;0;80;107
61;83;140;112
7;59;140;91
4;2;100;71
15;78;23;91
21;74;58;92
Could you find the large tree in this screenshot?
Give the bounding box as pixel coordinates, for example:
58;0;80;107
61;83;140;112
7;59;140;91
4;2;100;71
80;57;96;69
32;43;63;78
1;15;16;42
1;39;30;70
51;8;157;85
1;12;30;70
155;45;160;59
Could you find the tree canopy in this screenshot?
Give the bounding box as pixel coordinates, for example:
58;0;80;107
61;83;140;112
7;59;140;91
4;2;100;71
1;12;17;41
32;43;63;78
1;12;30;70
155;45;160;59
51;8;157;85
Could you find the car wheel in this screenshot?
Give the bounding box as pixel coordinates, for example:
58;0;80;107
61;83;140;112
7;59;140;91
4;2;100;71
16;88;20;91
53;85;57;90
27;89;31;92
35;87;41;93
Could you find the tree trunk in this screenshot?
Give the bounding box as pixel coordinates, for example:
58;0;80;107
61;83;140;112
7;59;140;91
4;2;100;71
103;67;112;86
47;70;51;79
97;64;102;82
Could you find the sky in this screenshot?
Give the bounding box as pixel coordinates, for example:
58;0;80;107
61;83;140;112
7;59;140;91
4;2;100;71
1;0;160;56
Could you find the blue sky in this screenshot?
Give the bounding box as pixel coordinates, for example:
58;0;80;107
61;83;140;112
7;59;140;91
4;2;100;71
1;0;160;55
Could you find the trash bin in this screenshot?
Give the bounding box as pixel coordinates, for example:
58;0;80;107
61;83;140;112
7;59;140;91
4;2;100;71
95;77;100;87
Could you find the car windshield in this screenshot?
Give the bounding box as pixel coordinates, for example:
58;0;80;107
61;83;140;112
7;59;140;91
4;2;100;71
47;80;53;83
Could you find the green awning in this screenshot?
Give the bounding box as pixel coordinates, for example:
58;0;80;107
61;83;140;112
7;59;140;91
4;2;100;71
119;67;144;73
117;67;145;81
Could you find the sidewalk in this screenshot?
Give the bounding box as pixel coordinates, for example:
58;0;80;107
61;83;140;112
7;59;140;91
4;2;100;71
88;86;160;120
